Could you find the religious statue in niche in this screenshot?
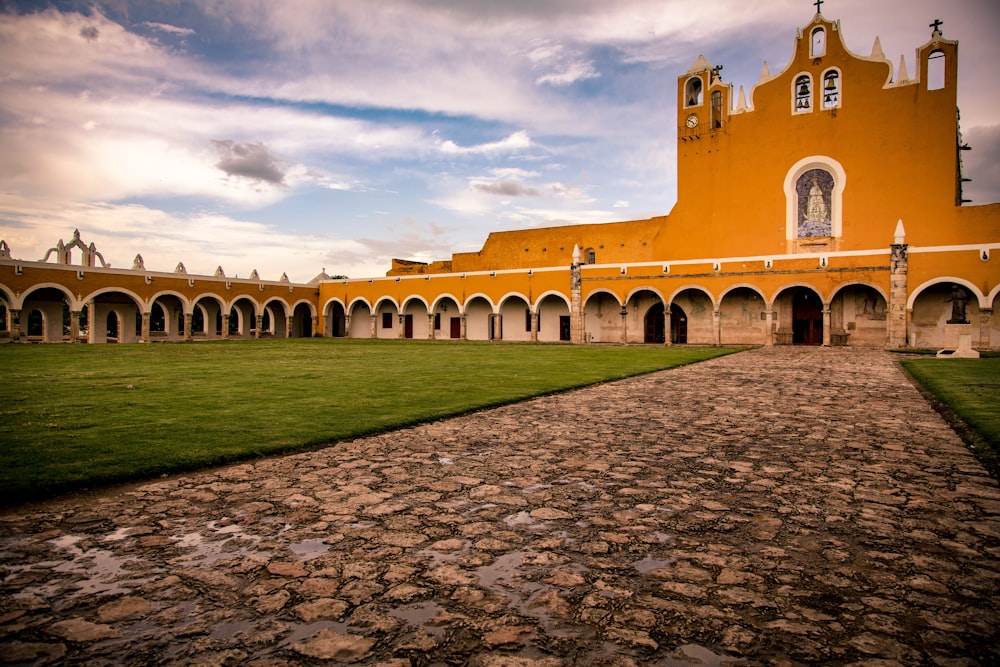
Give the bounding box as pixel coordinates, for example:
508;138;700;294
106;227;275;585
946;284;970;324
796;169;833;237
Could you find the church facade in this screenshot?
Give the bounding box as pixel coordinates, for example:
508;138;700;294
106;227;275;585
318;12;999;350
1;11;998;349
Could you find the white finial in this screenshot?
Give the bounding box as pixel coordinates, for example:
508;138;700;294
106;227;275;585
759;61;771;83
572;244;581;263
870;36;885;60
896;55;909;83
736;85;747;112
894;219;906;245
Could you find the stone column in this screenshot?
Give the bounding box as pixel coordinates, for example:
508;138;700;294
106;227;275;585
979;308;993;350
370;314;377;338
530;311;539;342
398;314;405;339
69;310;81;343
460;315;468;340
344;314;352;338
713;308;721;346
87;301;96;344
141;311;151;343
570;260;583;344
664;305;672;346
10;309;21;342
822;307;831;346
184;313;193;342
764;307;774;346
256;315;263;339
428;314;436;340
222;313;231;340
620;305;628;344
311;315;319;337
888;242;909;348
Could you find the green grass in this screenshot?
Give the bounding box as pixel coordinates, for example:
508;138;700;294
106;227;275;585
902;357;1000;475
0;339;741;504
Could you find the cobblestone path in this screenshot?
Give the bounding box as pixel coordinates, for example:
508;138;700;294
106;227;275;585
1;347;998;666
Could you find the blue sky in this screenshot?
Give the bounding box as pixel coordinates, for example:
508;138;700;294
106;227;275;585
1;0;998;281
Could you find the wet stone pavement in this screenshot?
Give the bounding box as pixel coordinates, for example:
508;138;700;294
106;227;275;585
1;346;999;666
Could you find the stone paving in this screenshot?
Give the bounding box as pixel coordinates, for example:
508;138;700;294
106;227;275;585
1;346;999;666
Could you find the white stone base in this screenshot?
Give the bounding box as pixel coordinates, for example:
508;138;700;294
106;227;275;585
936;327;980;359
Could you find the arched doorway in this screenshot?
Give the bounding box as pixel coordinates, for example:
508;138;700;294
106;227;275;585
106;312;119;342
670;305;688;344
644;302;665;343
792;288;823;345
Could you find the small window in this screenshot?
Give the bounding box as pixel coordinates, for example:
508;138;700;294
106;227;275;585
794;74;812;113
811;27;826;57
822;70;840;109
585;247;596;264
382;312;393;329
710;90;723;128
685;77;703;107
927;50;945;90
434;313;441;330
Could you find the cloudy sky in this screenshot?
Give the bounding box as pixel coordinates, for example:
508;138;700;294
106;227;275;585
1;0;998;281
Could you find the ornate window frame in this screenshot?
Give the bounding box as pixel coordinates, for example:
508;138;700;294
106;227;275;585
783;155;846;241
821;67;842;110
793;73;813;114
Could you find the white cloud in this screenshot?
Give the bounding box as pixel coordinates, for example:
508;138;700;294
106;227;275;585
437;130;534;156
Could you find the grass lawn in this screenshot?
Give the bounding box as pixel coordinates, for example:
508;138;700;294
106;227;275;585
0;339;741;504
901;356;1000;476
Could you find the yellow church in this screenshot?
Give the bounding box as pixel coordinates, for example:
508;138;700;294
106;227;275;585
1;10;998;350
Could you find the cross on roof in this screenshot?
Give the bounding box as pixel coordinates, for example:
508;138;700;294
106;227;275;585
930;19;943;35
814;0;823;13
712;64;724;80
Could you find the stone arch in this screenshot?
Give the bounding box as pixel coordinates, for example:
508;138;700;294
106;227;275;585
498;293;531;342
191;294;225;339
401;296;430;339
374;297;400;339
348;299;373;338
908;278;984;349
719;285;768;345
668;285;715;345
535;292;571;342
264;297;292;338
291;300;315;338
227;296;259;338
829;282;888;347
149;291;187;341
323;298;347;337
463;294;495;341
87;289;144;343
431;294;462;339
20;284;75;342
582;289;623;344
624;288;665;344
772;284;824;345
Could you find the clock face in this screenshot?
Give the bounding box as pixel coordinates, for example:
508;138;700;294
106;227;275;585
685;113;699;128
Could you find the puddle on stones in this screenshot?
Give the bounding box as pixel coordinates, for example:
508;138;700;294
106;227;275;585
388;601;447;637
11;534;159;600
633;554;674;573
289;539;329;560
664;643;742;666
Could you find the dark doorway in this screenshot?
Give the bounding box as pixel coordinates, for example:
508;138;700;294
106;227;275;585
670;305;688;344
559;316;571;341
450;317;461;339
792;289;823;345
106;312;119;341
644;302;666;343
404;314;414;338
